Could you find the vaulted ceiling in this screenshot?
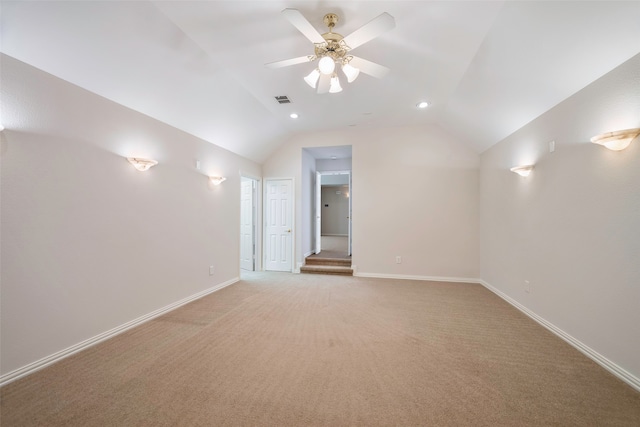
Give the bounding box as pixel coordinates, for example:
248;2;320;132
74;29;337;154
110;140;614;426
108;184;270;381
2;1;639;163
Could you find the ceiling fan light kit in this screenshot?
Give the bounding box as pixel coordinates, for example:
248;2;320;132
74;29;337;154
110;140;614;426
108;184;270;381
304;68;321;88
266;9;395;94
318;56;336;75
342;62;360;83
329;73;343;93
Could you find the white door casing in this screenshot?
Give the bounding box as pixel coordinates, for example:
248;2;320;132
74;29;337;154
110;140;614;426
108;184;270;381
348;171;352;256
240;177;255;271
315;171;322;254
265;179;293;272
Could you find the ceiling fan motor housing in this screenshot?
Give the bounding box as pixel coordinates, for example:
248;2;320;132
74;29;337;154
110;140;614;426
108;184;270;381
315;14;351;65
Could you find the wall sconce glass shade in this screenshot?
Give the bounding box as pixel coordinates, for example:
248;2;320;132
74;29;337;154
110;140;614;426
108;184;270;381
341;62;360;83
304;69;320;88
318;56;336;75
510;165;534;177
209;176;227;185
127;157;158;171
590;128;640;151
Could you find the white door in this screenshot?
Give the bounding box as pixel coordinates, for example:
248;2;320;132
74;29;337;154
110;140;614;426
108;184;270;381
315;171;322;254
240;178;255;271
265;179;293;272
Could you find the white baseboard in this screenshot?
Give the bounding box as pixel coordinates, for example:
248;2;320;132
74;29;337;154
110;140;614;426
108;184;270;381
303;250;314;258
0;278;239;387
479;280;640;393
354;272;480;284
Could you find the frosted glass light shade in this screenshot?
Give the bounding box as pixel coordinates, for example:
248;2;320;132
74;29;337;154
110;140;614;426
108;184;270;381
590;128;640;151
210;176;226;185
304;69;320;88
329;74;342;93
341;62;360;83
127;157;158;171
510;165;534;177
318;56;336;75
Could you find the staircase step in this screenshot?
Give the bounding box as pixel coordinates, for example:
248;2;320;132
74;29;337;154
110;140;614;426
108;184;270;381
304;257;351;267
300;265;353;276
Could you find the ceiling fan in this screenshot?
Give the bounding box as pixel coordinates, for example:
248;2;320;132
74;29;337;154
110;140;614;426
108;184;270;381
265;9;395;94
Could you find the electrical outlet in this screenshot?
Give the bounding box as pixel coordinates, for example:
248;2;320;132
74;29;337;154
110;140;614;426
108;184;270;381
549;140;555;153
525;280;530;293
396;256;402;264
209;265;215;275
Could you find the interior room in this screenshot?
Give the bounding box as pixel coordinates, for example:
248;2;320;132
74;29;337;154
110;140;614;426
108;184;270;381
1;1;639;424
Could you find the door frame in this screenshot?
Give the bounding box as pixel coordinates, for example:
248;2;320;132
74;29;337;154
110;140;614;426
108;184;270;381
240;172;261;273
315;170;351;255
263;177;295;272
240;176;258;272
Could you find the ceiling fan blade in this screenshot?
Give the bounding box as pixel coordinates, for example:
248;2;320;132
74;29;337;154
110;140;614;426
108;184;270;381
349;56;390;79
317;73;331;94
342;12;395;50
282;8;325;44
265;56;314;69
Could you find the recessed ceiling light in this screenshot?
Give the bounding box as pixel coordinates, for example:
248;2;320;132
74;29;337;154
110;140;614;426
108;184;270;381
290;113;299;119
331;156;337;160
417;101;429;109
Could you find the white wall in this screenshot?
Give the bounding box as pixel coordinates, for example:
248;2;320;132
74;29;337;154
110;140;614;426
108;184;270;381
262;124;480;279
321;174;350;186
317;158;352;173
0;55;261;376
321;186;350;236
300;149;316;260
479;53;640;381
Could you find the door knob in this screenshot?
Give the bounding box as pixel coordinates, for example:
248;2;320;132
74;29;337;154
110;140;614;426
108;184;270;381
287;229;291;233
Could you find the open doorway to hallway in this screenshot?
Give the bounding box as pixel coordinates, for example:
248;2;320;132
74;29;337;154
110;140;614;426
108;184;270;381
316;171;351;257
302;145;352;260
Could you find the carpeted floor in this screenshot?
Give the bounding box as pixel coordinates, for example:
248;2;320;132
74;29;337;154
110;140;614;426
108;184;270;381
2;272;639;426
310;235;350;259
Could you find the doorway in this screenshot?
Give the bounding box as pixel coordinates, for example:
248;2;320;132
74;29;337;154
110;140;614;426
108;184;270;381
315;171;351;257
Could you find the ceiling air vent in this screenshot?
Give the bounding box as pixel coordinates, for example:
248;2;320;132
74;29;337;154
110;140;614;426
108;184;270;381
274;96;291;104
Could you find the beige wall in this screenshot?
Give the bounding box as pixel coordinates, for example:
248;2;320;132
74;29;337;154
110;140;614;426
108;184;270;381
263;124;480;279
479;53;640;381
0;55;261;376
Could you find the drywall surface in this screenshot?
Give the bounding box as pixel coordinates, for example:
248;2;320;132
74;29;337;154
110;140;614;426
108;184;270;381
479;53;640;379
321;186;350;236
263;124;480;279
0;55;261;375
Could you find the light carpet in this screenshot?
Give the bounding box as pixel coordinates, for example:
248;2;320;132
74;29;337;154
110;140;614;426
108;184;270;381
2;272;639;426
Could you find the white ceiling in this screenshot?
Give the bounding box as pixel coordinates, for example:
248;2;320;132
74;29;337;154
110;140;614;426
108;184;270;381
1;1;639;163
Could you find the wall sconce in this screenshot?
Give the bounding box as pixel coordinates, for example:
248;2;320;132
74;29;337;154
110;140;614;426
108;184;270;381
127;157;158;171
510;165;534;177
590;128;640;151
209;176;226;185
